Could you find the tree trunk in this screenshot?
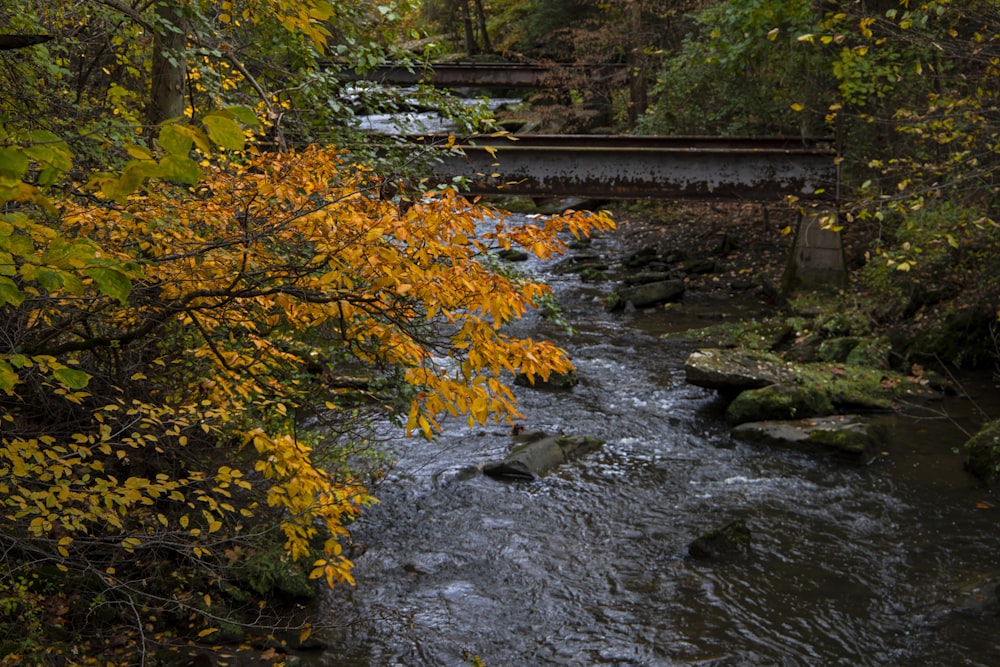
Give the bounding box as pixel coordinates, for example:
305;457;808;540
458;0;478;56
146;1;187;126
473;0;491;54
626;1;647;128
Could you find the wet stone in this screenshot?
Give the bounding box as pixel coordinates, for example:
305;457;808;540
688;519;752;562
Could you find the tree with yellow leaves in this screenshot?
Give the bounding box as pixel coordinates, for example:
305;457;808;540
0;0;614;662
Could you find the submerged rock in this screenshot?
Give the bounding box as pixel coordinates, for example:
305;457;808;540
688;519;752;562
731;415;882;464
483;433;604;481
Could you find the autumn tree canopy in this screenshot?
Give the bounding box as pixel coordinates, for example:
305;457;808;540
0;0;612;663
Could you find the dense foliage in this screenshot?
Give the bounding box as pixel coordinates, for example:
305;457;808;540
641;0;999;366
0;0;612;663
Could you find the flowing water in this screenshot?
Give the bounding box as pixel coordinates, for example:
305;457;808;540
316;213;1000;666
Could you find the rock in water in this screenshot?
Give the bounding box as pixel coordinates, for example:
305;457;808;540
607;279;685;311
483;434;603;480
684;348;795;393
731;415;882;464
688;519;752;562
965;419;1000;485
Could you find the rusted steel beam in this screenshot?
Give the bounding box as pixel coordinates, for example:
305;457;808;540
345;63;626;88
415;135;838;201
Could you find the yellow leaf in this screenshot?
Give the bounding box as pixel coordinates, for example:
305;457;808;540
790;103;805;112
767;28;779;41
197;628;217;638
780;225;793;236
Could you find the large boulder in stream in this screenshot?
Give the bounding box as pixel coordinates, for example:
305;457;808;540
731;415;883;464
965;419;1000;485
724;383;834;424
514;369;580;391
483;432;604;481
607;279;685;312
684;348;796;393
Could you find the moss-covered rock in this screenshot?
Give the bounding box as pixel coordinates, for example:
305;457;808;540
514;369;580;391
731;415;882;464
608;279;685;311
818;336;862;362
684;348;796;392
497;248;529;262
846;337;891;369
725;383;834;424
966;420;1000;485
678;318;796;351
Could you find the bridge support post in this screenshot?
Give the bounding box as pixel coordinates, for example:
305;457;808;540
782;210;847;293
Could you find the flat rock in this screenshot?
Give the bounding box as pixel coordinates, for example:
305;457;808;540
608;279;685;311
731;415;882;464
684;348;796;392
483;433;603;480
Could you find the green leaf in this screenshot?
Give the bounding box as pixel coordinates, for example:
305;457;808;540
0;149;29;180
172;124;212;154
160;154;202;185
34;267;65;292
225;105;261;127
0;360;17;392
26;130;73;171
158;124;194;157
84;266;132;304
202;115;245;151
116;160;166;198
53;367;90;390
0;276;24;306
0;251;14;276
125;144;155;160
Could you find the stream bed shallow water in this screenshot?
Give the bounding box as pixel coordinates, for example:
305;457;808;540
313;213;1000;667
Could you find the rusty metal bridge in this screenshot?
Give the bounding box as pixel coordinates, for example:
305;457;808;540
411;134;838;201
344;62;626;89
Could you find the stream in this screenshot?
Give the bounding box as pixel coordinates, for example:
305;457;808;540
315;212;1000;666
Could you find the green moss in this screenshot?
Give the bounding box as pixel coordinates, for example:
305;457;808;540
966;420;1000;485
678;317;795;350
845;337;891;369
725;383;834;424
818;337;861;362
807;426;875;456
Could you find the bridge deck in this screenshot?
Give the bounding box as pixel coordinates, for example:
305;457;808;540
344;63;625;88
409;135;838;201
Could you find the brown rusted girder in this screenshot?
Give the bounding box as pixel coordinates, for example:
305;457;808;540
415;135;838;201
344;63;626;89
